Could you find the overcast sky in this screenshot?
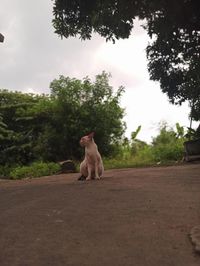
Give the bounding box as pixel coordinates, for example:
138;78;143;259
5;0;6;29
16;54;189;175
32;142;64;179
0;0;196;143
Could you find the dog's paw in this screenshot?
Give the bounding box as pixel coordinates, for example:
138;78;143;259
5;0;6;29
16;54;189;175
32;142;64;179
78;175;86;181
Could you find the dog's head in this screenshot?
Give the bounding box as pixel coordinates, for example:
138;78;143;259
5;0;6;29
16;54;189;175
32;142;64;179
80;132;94;147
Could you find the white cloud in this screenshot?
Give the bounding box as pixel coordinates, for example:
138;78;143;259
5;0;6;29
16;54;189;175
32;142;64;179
95;20;149;88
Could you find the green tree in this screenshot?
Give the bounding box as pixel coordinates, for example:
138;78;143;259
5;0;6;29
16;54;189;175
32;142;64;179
0;90;52;165
48;71;126;160
0;113;10;139
0;113;14;165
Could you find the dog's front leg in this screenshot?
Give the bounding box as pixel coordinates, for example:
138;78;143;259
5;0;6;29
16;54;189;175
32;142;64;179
86;166;92;181
94;161;100;180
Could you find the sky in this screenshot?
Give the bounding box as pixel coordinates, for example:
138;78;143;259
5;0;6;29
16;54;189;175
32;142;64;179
0;0;197;143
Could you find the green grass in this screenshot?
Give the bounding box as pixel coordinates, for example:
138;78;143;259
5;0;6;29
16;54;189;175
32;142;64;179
103;143;184;170
103;147;154;169
103;157;155;170
9;162;61;180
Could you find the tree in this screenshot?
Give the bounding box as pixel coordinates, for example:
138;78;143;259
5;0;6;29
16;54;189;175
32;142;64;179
48;71;125;159
52;0;200;122
52;1;200;40
146;1;200;121
0;90;52;165
0;113;10;139
52;0;137;42
0;113;14;163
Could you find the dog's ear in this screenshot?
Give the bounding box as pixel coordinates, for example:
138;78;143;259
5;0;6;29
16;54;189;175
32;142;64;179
88;132;94;139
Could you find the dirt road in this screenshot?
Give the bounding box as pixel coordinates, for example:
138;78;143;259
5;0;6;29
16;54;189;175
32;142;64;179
0;164;200;266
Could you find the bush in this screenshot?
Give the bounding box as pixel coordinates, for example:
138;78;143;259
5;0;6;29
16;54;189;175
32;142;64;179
152;141;184;162
0;165;14;179
103;145;155;169
103;131;185;169
10;162;61;180
150;122;185;162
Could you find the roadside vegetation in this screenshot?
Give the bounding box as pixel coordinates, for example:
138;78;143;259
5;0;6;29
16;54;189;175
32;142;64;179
104;123;189;170
0;72;199;180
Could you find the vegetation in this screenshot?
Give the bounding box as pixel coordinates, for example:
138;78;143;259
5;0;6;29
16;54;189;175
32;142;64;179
0;70;198;180
0;106;194;179
49;71;125;159
52;0;200;42
0;72;125;179
9;162;61;180
52;0;200;121
104;122;188;170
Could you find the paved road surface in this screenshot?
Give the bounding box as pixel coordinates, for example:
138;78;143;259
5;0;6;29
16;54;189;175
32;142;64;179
0;164;200;266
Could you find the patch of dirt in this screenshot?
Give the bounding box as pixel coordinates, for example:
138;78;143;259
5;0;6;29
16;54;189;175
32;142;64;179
0;163;200;266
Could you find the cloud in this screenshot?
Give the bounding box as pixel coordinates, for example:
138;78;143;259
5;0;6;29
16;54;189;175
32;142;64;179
0;0;105;92
95;21;149;89
0;2;148;92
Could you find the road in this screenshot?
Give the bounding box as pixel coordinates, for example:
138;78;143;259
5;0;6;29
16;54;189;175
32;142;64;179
0;164;200;266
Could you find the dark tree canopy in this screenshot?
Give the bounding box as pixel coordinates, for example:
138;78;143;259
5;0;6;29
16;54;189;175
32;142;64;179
52;0;137;41
145;0;200;121
52;0;200;121
52;0;200;41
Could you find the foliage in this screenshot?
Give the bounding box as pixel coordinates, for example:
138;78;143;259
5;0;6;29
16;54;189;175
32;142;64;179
131;125;141;141
0;165;14;179
0;119;191;179
130;125;147;155
151;122;186;162
146;7;200;121
104;142;154;169
48;71;125;159
52;1;200;42
0;90;52;165
52;0;136;42
9;162;61;180
52;0;200;120
0;113;10;139
0;72;125;166
104;122;187;169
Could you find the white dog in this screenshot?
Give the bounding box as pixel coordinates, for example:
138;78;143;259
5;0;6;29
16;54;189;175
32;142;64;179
79;132;104;181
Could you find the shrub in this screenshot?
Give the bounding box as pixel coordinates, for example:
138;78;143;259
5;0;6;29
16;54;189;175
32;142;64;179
10;162;61;180
103;145;155;170
0;165;14;179
151;122;185;162
152;141;184;162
